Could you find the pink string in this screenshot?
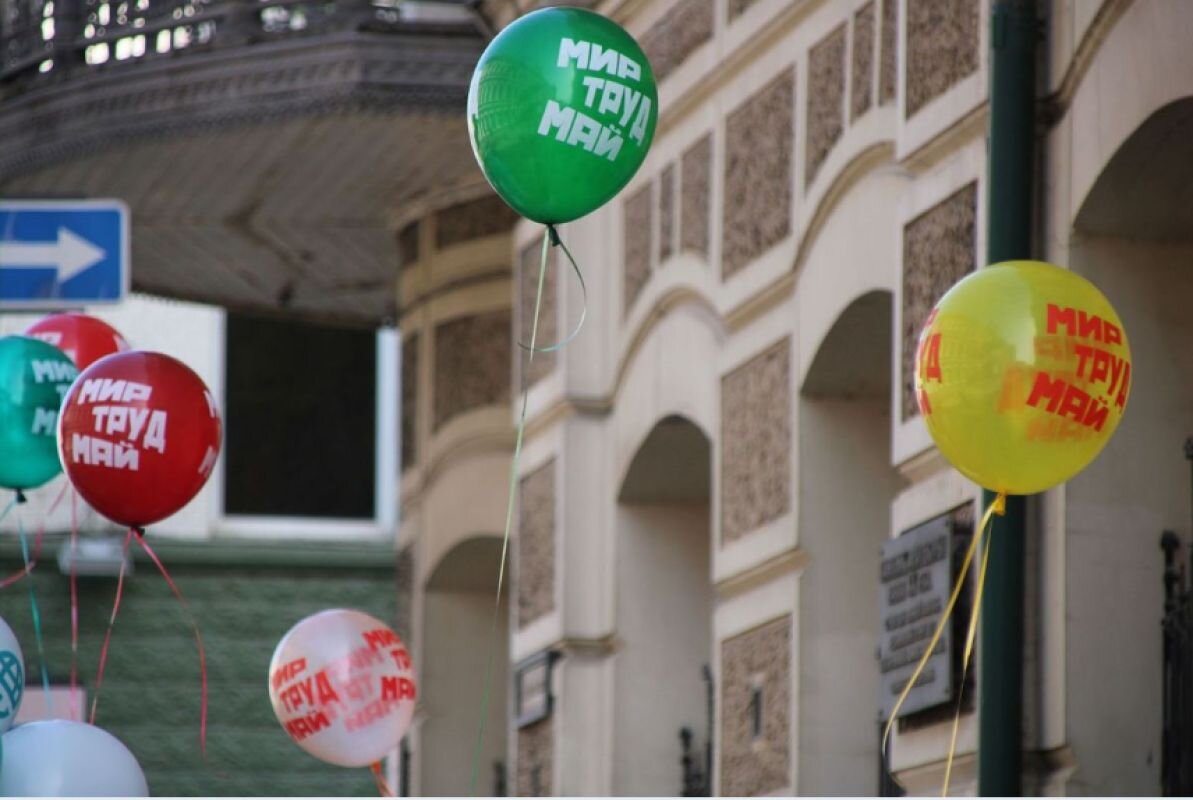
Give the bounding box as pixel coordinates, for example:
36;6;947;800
69;490;80;721
133;531;209;758
371;762;395;797
0;481;69;589
90;528;132;725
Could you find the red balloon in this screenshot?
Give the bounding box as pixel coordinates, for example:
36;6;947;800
24;313;130;370
58;351;221;528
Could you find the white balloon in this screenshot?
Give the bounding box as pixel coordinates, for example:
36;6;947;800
0;615;24;734
0;720;148;796
268;608;417;768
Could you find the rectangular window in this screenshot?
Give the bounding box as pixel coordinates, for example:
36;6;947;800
220;313;397;532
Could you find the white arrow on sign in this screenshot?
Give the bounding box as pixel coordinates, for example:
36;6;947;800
0;227;107;283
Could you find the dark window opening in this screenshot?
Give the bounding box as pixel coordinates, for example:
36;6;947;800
750;686;763;738
224;313;376;519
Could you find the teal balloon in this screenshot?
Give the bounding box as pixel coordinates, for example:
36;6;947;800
0;336;77;491
467;7;658;224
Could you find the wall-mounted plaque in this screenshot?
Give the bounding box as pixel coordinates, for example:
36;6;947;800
878;513;954;720
515;649;558;728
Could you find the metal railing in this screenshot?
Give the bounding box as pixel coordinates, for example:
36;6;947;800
678;664;714;796
1161;437;1193;796
0;0;477;86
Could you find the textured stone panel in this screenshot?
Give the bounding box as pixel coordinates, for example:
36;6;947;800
395;546;413;641
880;0;897;105
901;182;976;420
518;460;556;628
398;220;420;269
516;235;558;387
433;310;512;430
721;339;791;543
401;333;419;469
435;194;519;249
905;0;980;117
681;134;712;257
659;163;676;263
641;0;714;82
806;25;847;187
851;2;876;121
721;615;792;796
623;183;653;315
728;0;762;21
517;718;553;796
722;69;794;279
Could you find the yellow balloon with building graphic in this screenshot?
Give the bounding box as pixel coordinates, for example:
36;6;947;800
913;260;1131;496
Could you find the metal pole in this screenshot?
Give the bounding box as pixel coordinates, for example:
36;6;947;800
980;0;1037;795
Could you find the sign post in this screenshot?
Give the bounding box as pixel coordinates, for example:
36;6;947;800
0;200;129;309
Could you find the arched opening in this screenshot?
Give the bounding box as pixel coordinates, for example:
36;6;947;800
614;414;714;795
420;536;508;796
1062;96;1193;794
797;289;903;794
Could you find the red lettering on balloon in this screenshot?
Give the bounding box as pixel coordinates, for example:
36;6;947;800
316;670;340;706
1047;304;1076;337
918;332;943;383
271;657;307;691
285;709;331;742
363;628;400;651
1026;371;1066;413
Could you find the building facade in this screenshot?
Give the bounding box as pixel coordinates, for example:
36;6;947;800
395;0;1193;795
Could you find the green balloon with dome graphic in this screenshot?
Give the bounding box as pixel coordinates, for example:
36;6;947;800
467;6;658;224
0;336;77;491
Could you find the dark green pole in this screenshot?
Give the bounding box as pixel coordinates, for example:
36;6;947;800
980;0;1036;795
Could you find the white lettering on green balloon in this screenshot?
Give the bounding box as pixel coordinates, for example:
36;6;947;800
31;359;76;384
556;38;640;81
31;407;56;435
538;37;651;161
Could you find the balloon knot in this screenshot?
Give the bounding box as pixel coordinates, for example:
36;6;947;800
992;492;1007;516
132;526;145;538
14;489;27;505
547;224;561;247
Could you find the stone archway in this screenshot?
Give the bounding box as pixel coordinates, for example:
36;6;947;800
420;535;508;796
797;289;903;795
1060;95;1193;795
614;414;714;796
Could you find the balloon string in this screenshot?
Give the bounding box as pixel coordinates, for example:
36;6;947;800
0;481;69;589
468;227;555;797
15;494;54;717
881;492;1006;791
134;530;209;759
370;761;395;797
942;512;994;796
69;490;81;721
91;528;133;725
516;225;589;354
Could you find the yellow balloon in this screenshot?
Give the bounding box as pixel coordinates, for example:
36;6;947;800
914;260;1131;495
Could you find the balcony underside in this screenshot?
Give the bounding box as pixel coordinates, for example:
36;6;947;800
0;27;488;325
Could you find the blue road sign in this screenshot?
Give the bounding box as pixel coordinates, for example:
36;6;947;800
0;200;129;309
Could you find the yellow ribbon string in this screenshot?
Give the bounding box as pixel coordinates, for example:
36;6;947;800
941;504;995;795
882;491;1006;793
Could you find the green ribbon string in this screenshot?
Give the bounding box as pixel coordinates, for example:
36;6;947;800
469;225;576;797
13;492;53;717
515;225;588;355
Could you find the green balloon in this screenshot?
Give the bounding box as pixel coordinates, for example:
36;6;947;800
467;7;658;224
0;336;77;491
